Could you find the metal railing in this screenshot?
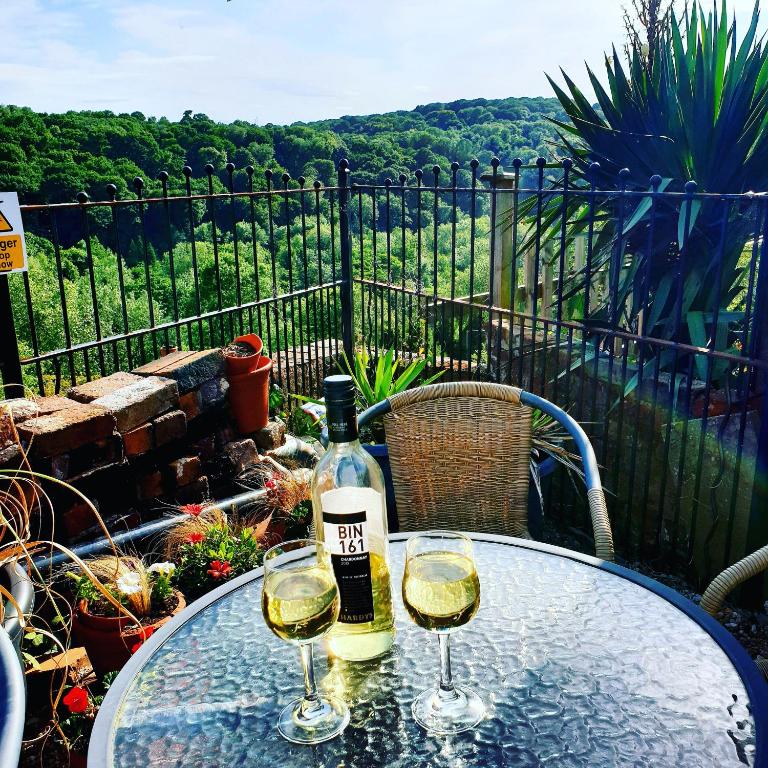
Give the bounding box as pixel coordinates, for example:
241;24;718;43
3;157;767;601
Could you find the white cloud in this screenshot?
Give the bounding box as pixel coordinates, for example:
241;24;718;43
3;0;767;123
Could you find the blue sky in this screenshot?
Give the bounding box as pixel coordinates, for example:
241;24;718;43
4;0;766;124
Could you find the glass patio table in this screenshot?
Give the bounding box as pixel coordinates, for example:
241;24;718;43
90;533;767;767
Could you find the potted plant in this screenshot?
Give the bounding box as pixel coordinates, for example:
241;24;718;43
237;458;314;540
223;333;263;376
223;335;273;434
162;504;270;601
55;672;116;768
70;555;186;676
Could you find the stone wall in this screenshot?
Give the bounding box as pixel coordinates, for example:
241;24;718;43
0;349;284;544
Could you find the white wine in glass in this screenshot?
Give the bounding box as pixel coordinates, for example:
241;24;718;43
262;539;350;744
402;531;485;734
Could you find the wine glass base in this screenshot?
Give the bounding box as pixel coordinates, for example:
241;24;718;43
277;695;350;744
411;686;485;734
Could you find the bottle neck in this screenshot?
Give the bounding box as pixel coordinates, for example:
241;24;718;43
326;401;358;444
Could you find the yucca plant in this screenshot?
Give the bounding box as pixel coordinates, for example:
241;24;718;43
341;348;445;411
535;0;768;382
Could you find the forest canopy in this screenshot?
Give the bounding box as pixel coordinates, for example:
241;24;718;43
0;96;564;203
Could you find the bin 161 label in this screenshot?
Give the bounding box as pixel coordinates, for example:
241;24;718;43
322;510;374;624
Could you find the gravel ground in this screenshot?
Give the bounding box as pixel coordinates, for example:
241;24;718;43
540;517;768;666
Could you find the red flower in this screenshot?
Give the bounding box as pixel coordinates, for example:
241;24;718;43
130;626;155;654
63;686;89;714
185;532;205;545
207;560;232;580
265;478;276;490
180;503;204;517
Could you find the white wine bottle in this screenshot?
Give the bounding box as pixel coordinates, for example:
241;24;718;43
311;375;395;660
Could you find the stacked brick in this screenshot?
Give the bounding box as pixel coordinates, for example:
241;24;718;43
0;348;283;545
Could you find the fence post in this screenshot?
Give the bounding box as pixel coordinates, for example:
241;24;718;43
0;274;23;393
337;159;354;364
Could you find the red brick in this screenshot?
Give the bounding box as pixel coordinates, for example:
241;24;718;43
17;402;116;457
199;377;229;409
179;390;201;421
169;456;202;487
153;410;187;446
223;439;261;474
138;470;164;500
193;435;216;460
62;500;101;540
123;423;154;457
133;349;224;393
92;376;179;433
254;419;286;452
67;372;143;404
174;476;210;505
3;395;82;425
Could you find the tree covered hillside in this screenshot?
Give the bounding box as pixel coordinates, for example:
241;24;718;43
0;97;564;204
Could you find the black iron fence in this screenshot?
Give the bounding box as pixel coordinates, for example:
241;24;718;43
2;157;767;600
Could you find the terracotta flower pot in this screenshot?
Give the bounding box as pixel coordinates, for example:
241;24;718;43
71;591;186;677
224;333;263;376
228;355;272;434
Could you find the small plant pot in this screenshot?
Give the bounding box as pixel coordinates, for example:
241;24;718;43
228;356;273;434
224;334;263;376
71;591;186;677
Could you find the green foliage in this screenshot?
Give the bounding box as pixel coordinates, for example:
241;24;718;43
341;347;444;410
2;98;563;207
2;98;565;393
68;571;124;610
542;0;768;374
172;524;264;599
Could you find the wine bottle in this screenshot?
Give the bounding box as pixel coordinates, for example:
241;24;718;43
311;375;395;660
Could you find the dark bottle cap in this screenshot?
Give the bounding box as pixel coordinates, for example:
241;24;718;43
323;375;357;442
323;375;356;406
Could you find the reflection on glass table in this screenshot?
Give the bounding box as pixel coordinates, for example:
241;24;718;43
90;534;766;768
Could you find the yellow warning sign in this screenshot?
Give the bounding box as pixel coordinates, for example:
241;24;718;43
0;192;27;274
0;236;24;271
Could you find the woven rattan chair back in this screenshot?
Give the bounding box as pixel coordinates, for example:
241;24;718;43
383;382;533;537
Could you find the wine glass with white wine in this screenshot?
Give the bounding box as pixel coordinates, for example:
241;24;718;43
402;531;485;734
262;539;350;744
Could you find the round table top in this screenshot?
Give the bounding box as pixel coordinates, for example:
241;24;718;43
90;533;766;767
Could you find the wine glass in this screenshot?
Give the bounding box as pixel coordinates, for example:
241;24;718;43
402;531;485;734
262;538;350;744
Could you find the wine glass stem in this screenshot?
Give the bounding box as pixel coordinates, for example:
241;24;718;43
437;633;458;701
299;642;322;717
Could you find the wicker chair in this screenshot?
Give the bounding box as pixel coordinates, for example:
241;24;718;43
700;545;768;679
358;381;614;561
